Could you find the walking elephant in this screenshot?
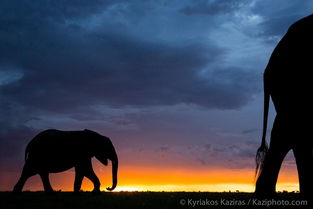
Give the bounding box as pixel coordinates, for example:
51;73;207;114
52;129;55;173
13;129;118;192
255;14;313;198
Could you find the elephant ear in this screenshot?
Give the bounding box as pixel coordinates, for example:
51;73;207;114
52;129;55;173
95;153;109;165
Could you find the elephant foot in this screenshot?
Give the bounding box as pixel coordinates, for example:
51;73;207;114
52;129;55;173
92;188;101;194
13;185;23;193
12;189;22;194
44;188;55;195
72;191;81;195
253;190;277;199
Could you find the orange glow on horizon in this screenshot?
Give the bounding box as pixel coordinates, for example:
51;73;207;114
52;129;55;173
110;183;299;193
105;164;299;192
1;163;299;192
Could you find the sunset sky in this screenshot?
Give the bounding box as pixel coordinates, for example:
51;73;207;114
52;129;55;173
1;0;312;192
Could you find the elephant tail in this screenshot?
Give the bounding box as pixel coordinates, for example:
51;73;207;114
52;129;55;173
255;72;270;179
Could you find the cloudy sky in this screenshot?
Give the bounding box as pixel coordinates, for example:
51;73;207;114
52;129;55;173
1;0;312;191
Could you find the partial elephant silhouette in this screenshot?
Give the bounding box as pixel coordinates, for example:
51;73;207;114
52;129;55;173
255;14;313;198
13;129;118;192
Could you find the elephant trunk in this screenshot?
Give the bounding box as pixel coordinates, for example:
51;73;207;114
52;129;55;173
106;152;118;191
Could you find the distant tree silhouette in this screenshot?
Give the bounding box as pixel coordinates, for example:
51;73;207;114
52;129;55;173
255;14;313;198
13;129;118;192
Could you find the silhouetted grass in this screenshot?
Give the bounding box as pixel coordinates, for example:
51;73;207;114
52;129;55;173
0;191;309;209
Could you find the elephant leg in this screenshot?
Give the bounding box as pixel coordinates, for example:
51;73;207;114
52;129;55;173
255;140;290;197
85;169;100;193
39;172;54;192
81;160;100;192
75;159;100;192
13;162;37;192
293;146;313;198
74;168;84;192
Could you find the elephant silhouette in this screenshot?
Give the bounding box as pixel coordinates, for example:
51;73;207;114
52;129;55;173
13;129;118;192
255;14;313;198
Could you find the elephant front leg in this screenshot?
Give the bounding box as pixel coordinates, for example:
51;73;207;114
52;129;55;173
74;168;84;193
293;146;313;197
75;160;100;193
85;170;101;193
255;141;289;197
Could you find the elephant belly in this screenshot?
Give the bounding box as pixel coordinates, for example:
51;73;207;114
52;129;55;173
42;159;74;173
27;150;82;173
25;132;93;173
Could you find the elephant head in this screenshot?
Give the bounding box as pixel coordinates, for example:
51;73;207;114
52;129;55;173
87;130;119;191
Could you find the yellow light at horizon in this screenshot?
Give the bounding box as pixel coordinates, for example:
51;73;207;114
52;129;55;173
101;183;299;193
111;186;140;192
2;163;299;192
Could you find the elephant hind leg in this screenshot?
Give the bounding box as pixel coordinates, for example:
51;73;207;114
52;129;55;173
255;141;290;197
13;162;37;192
39;172;54;192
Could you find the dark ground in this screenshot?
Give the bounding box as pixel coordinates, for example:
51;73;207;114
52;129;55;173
0;192;310;209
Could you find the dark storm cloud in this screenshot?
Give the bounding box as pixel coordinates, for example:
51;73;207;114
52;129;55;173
0;0;262;172
0;0;115;21
257;15;300;38
180;0;248;16
0;1;259;112
1;34;235;111
251;0;313;38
